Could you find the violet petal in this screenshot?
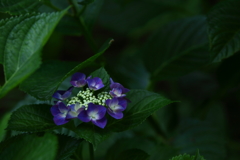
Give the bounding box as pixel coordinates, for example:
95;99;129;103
92;116;107;128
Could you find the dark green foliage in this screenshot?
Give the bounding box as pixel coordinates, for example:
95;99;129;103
56;134;82;160
0;0;47;15
0;0;239;159
107;89;173;132
0;133;58;160
20;39;113;100
208;0;240;62
142;16;209;80
7;104;56;132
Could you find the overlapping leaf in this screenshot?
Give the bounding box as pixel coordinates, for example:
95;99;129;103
0;10;67;98
142;16;209;80
0;133;57;160
208;0;240;62
107;89;173;132
7;104;56;132
20;39;113;100
56;134;82;160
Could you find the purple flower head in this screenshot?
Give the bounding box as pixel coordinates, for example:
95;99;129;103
51;102;70;125
66;103;85;119
52;86;74;101
71;72;87;87
78;103;107;128
86;77;104;91
106;98;127;119
109;78;129;98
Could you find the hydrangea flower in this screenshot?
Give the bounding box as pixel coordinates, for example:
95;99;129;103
106;98;127;119
50;72;130;129
52;86;73;101
109;78;129;98
86;77;104;91
70;72;87;87
51;101;70;125
78;103;107;128
66;103;84;119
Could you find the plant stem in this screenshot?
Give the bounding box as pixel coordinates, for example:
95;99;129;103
68;0;98;53
89;143;94;160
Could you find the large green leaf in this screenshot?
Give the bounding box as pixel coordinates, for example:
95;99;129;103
7;104;56;132
0;0;47;15
99;0;193;35
0;133;57;160
72;123;111;149
208;0;240;62
56;134;82;160
107;89;173;132
174;118;226;160
142;16;209;80
0;10;67;98
20;39;113;100
106;137;156;160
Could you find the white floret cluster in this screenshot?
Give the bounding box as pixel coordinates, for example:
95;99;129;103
66;88;112;109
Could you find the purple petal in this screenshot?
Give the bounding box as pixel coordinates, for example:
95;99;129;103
106;98;126;112
71;72;86;87
50;105;60;116
110;88;124;97
66;110;80;119
78;110;91;122
92;116;107;128
53;116;69;125
52;87;73;100
87;103;106;120
58;102;69;113
107;109;123;119
87;77;104;91
110;78;129;94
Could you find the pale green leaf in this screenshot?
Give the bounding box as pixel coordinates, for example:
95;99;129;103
0;10;67;98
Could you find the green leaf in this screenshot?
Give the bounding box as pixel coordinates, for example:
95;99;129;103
72;123;111;149
82;0;104;29
142;16;209;80
107;89;173;132
56;134;82;160
0;133;57;160
7;104;56;132
0;0;47;15
0;10;67;98
174;116;226;160
0;112;11;141
106;137;155;160
116;149;150;160
208;0;240;62
169;153;205;160
20;39;113;100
